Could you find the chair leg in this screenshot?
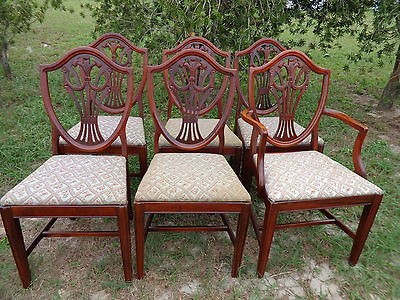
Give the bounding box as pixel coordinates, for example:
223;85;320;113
117;206;133;282
250;205;261;247
220;213;235;244
231;204;250;277
144;213;154;241
232;148;242;175
1;208;31;288
348;196;382;265
241;150;252;190
134;204;145;279
257;202;278;278
126;175;133;220
139;147;148;177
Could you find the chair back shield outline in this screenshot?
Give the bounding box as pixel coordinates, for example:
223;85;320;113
248;50;329;149
241;49;383;277
55;33;148;178
151;49;235;152
0;46;134;288
134;48;251;279
41;47;134;154
162;36;230;120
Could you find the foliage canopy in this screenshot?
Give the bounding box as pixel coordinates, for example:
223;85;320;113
0;0;69;79
87;0;290;56
88;0;399;110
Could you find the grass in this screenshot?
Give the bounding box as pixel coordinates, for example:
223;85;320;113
0;0;399;299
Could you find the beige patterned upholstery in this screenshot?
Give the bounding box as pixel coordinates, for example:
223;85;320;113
238;117;324;148
158;118;242;148
1;155;127;206
60;116;146;146
255;150;383;202
135;153;250;202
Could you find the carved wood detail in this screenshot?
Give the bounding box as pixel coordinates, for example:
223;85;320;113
62;54;114;144
267;56;310;141
250;44;284;110
40;46;134;153
92;38;133;109
234;38;286;117
168;56;217;143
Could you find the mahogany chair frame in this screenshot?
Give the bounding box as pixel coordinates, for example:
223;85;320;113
56;33;148;177
241;50;383;277
234;39;324;188
134;49;251;279
160;36;242;173
0;47;134;287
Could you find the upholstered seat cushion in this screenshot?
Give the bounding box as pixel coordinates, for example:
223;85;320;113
158;118;242;148
135;153;250;202
0;155;127;206
255;150;383;202
238;117;324;148
61;116;146;146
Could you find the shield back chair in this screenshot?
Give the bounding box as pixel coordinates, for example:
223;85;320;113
0;47;134;288
160;36;243;173
241;49;383;277
56;33;148;178
134;49;251;279
234;38;324;188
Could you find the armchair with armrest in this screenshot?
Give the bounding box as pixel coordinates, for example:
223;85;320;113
241;49;383;277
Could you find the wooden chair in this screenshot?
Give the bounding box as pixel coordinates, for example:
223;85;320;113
241;50;383;277
0;47;134;287
56;33;148;177
134;49;251;279
159;36;243;173
234;38;324;187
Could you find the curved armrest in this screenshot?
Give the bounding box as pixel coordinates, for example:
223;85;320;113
241;109;269;193
322;108;368;178
240;109;268;135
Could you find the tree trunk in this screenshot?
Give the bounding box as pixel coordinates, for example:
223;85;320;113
0;38;12;80
377;44;400;111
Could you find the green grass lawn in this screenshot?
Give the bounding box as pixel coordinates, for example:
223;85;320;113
0;0;399;299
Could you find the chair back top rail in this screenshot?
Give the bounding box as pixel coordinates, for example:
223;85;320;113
163;36;231;67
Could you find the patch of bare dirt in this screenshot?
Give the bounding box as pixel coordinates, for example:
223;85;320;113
352;93;400;153
352;93;378;107
248;259;344;299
